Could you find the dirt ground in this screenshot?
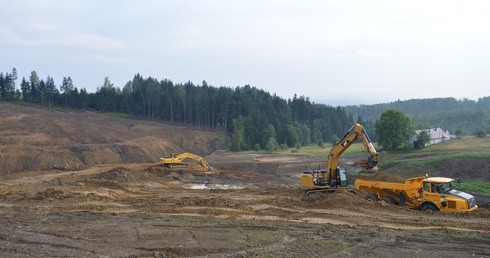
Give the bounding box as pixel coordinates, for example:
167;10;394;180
0;154;489;257
1;102;489;257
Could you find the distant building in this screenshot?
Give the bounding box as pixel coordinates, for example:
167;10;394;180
411;128;452;147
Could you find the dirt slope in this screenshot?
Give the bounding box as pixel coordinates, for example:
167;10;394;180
0;102;216;173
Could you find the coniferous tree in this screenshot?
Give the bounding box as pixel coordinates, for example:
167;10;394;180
29;71;40;103
1;69;356;151
19;77;30;101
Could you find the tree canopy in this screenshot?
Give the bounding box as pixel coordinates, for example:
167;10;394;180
414;130;431;149
345;97;490;136
375;110;414;150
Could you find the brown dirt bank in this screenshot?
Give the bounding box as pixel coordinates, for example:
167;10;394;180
0;102;216;173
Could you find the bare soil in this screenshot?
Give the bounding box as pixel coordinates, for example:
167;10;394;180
0;102;489;257
0;103;216;173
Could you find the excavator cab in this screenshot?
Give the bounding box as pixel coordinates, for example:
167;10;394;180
303;167;347;187
162;153;177;159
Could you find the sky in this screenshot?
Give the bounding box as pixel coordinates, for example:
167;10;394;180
1;0;489;105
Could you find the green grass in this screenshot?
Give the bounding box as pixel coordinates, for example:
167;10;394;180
55;107;68;113
377;137;490;170
229;231;285;245
276;143;375;157
305;240;349;250
452;230;485;240
153;217;226;228
459;181;490;195
107;112;141;120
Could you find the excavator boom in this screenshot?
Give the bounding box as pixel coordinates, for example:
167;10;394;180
300;123;378;193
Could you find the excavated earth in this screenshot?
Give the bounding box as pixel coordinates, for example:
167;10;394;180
0;102;489;257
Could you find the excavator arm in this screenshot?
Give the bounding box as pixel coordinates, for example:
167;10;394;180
325;123;378;186
300;123;378;192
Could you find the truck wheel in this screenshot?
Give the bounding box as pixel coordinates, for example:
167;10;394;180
364;193;378;203
421;203;439;212
381;197;396;205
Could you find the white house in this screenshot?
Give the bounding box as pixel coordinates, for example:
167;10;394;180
411;128;452;147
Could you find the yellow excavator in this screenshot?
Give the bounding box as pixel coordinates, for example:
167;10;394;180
160;152;211;170
300;123;378;195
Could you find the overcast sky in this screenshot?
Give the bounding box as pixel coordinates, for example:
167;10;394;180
1;0;489;105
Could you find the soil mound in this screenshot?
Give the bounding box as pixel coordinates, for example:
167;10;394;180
363;171;405;183
34;188;71;200
302;190;366;208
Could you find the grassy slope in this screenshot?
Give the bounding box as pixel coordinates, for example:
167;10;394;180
277;137;490;195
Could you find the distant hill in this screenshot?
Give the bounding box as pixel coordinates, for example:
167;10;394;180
344;97;490;135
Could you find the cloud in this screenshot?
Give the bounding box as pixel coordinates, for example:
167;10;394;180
356;50;389;57
0;25;22;44
0;25;125;51
79;54;132;65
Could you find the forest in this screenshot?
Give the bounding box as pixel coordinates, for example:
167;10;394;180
0;68;353;151
345;97;490;136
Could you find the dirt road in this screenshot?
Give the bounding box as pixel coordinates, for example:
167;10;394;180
1;153;489;257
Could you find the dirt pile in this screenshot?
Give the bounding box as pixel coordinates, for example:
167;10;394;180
0;102;217;173
301;190;367;209
362;171;405;183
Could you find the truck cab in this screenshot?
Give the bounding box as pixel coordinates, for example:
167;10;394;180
421;177;478;212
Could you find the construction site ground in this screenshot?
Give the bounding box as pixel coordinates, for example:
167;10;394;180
0;103;489;257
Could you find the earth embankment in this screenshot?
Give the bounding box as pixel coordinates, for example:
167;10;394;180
0;102;216;173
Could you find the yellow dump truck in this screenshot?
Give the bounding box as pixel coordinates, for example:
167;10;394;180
355;175;478;212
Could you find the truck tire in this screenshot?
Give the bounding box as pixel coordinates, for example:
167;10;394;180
421;203;439;212
364;193;378;203
381;197;396;205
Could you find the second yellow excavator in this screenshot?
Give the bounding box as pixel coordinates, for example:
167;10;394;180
300;123;378;195
160;152;211;170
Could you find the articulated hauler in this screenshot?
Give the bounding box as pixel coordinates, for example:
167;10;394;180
355;175;478;212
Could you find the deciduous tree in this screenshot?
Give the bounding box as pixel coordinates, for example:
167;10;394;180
375;110;414;150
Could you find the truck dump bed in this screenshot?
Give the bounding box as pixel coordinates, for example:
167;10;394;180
355;177;425;208
355;177;423;192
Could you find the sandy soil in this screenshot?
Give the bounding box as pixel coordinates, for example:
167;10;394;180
1;102;489;257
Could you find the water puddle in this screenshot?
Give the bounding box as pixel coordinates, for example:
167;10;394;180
187;184;245;190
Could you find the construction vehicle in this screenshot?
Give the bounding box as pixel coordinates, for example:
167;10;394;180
300;123;378;195
355;175;478;212
160;152;211;170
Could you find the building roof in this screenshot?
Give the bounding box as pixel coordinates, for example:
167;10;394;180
414;127;451;140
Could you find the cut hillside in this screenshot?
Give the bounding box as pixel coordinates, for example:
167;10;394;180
0;102;217;173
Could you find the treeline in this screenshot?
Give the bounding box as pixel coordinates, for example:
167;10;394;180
0;68;353;151
345;97;490;135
